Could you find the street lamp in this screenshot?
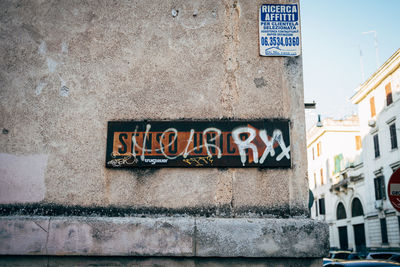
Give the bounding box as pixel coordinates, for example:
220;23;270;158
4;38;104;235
316;114;323;127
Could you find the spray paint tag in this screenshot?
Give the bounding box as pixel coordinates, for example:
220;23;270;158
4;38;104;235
106;120;291;168
259;4;301;56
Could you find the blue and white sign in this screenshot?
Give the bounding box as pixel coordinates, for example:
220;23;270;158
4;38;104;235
259;4;301;56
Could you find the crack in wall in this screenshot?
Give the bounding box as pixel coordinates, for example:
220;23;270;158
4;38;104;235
34;221;48;233
45;218;51;255
193;218;197;256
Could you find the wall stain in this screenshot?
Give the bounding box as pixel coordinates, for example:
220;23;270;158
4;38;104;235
220;0;240;117
254;77;267;88
0;203;306;218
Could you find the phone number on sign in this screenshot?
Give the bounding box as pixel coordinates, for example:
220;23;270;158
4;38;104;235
261;36;299;47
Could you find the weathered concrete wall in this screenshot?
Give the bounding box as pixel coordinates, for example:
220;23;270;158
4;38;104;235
0;216;328;257
0;0;327;263
0;256;323;267
0;0;307;216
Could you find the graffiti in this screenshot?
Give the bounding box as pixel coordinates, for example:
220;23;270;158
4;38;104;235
107;154;138;167
183;156;214;166
106;120;291;168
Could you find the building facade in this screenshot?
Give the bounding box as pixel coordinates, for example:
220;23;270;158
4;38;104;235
308;48;400;254
0;1;328;265
350;48;400;252
307;115;364;251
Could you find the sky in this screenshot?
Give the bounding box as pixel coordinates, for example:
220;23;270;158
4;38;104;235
300;0;400;129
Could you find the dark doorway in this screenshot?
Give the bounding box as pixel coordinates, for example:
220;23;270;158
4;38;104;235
338;226;348;250
353;223;366;252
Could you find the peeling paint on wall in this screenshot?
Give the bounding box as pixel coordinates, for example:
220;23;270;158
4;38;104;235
46;58;57;73
254;77;267;88
35;81;47;96
38;41;47;55
60;86;69;97
61;42;68;54
0;154;48;204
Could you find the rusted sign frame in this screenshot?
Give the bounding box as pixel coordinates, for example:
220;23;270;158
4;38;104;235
106;120;291;168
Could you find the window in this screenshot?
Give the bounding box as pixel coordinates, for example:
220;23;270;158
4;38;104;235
319;198;326;215
312;147;315;160
314;173;317;188
386;82;393;106
317;142;322;156
380;218;388;244
315;200;318;216
337;202;347;220
370;97;376;117
320;168;324;185
351;198;364;217
390;123;398;149
334;154;343;174
373;134;380;158
374;176;386;200
355;136;362;150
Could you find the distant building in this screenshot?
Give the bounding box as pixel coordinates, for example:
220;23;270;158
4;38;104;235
307;115;363;251
308;48;400;254
350;48;400;252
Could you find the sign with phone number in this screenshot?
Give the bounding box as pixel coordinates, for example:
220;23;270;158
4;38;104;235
259;4;301;57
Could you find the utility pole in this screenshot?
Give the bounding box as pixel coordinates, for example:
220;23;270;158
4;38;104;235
362;30;380;69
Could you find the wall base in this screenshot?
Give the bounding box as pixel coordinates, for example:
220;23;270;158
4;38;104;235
0;216;328;258
0;255;323;267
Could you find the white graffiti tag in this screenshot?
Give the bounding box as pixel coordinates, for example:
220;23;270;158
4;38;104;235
116;124;290;166
232;127;259;166
259;129;290;163
232;127;290;166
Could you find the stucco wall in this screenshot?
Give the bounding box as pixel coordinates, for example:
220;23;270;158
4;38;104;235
0;0;307;216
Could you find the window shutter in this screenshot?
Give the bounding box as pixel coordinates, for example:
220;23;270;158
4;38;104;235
380;176;386;199
390;123;398;149
317;142;321;156
370;97;376;117
374;177;381;200
355;136;362;150
320;168;324;185
385;82;393;106
373;134;380;158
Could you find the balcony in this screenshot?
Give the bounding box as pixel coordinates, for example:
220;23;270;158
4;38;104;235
330;157;364;194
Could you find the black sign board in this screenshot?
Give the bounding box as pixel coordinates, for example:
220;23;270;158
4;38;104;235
106;120;291;168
